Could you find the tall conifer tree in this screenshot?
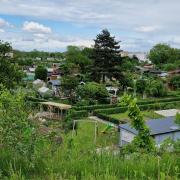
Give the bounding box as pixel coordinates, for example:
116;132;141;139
92;29;121;83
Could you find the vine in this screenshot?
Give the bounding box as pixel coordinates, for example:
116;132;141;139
120;94;155;152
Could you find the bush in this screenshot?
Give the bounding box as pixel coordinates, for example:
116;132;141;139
0;88;38;157
35;66;47;81
71;110;89;119
76;82;109;103
146;79;167;97
163;63;177;71
169;75;180;90
136;79;147;94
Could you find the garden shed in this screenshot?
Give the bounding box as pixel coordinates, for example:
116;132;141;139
119;117;180;147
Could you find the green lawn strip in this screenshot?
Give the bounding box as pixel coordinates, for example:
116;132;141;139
142;111;164;120
108;111;164;122
65;118;119;148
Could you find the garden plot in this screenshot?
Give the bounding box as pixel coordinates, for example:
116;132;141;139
155;109;180;117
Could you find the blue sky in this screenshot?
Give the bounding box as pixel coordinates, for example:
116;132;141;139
0;0;180;52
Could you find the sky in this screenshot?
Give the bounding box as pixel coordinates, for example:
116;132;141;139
0;0;180;52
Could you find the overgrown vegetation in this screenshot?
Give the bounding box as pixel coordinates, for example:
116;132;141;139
0;28;180;179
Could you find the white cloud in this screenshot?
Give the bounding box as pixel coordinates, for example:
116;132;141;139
0;29;5;33
0;0;180;51
23;21;52;34
33;33;46;38
0;18;10;28
135;26;160;33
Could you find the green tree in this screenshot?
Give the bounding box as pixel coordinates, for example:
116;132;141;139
76;82;109;103
66;46;91;74
149;44;180;66
118;72;133;91
61;75;79;101
0;86;37;156
0;41;24;89
0;40;12;57
92;29;121;82
35;66;47;81
146;79;167;97
169;75;180;90
136;79;147;94
175;113;180;126
121;95;155;153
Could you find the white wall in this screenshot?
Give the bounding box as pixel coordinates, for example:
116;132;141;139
155;131;180;144
120;129;135;146
120;129;180;146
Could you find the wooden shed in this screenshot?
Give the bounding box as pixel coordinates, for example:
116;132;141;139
39;101;71;120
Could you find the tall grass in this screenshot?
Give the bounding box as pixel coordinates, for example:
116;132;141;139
0;139;179;179
0;120;179;179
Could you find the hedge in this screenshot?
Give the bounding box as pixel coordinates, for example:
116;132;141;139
137;97;180;106
94;107;127;115
93;113;124;125
73;97;180;112
25;96;48;103
94;101;180;115
139;101;180;111
94;101;180;125
71;110;89;119
73;104;118;111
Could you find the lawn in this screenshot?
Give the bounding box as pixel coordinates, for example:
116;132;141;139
109;110;163;122
66;118;119;148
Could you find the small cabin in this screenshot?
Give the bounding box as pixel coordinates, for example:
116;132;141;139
119;117;180;147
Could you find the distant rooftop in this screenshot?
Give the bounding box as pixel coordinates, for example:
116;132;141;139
120;117;180;136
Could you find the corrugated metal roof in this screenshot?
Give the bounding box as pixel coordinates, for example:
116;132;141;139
119;117;180;135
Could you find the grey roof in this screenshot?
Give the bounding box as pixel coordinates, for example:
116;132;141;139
48;80;61;86
119;117;180;136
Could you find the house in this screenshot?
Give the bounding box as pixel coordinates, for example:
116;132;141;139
128;52;150;62
106;86;119;96
5;52;14;58
120;51;129;57
143;64;154;70
168;69;180;76
119;117;180;147
29;67;36;73
48;80;61;96
120;51;150;62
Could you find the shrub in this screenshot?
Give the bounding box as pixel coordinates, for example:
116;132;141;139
0;87;38;157
76;82;109;103
71;110;88;119
145;79;167;97
35;66;47;81
136;79;147;94
175;113;180;126
169;75;180;90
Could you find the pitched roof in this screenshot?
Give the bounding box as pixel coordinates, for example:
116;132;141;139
40;102;71;110
119;117;180;136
